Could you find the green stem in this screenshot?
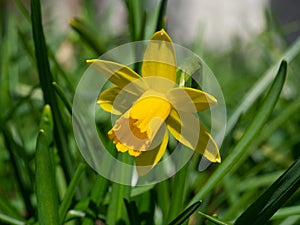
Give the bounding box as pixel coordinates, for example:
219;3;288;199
59;163;86;224
167;154;189;223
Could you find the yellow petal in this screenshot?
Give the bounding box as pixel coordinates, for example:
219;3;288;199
87;59;142;89
166;109;221;162
108;96;171;156
108;116;149;155
167;87;217;112
142;29;176;83
97;86;139;115
135;129;168;176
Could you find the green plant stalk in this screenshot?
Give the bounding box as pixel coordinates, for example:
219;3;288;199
189;60;287;204
168;201;201;225
52;82;111;224
167;152;189;223
59;163;86;224
81;175;110;225
124;199;141;225
106;153;132;224
52;82;72;115
106;180;129;224
156;180;170;222
31;0;74;182
127;0;143;41
89;175;109;203
36;105;59;225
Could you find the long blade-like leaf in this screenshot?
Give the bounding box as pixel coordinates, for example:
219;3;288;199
234;157;300;225
124;199;141;225
31;0;74;182
168;201;202;225
190;60;287;203
36;105;59;225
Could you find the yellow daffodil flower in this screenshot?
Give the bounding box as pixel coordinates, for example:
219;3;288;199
87;29;220;175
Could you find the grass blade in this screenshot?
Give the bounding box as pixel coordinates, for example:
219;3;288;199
59;163;86;224
124;199;141;225
52;82;72;115
190;60;287;203
167;150;189;223
168;201;201;225
36;105;59;225
126;0;143;41
156;0;168;30
31;0;74;182
234;157;300;225
106;154;132;224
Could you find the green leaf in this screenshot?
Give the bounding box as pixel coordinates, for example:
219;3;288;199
168;201;202;225
234;157;300;225
190;60;287;203
126;0;144;41
167;152;189;224
124;199;141;225
36;106;59;225
52;82;72;115
156;0;168;30
31;0;74;182
156;180;170;223
39;105;53;143
106;153;132;224
59;163;86;224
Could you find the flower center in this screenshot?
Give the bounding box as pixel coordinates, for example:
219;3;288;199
108;95;171;156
